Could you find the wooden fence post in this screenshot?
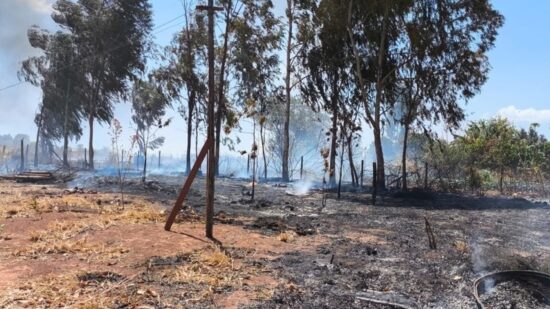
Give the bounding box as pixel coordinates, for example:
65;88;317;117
158;151;161;169
372;162;377;205
424;162;429;190
360;160;364;188
300;156;304;180
20;139;24;172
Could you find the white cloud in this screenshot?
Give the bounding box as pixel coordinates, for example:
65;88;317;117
497;105;550;124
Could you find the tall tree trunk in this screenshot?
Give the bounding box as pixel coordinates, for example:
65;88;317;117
88;112;94;170
499;166;504;193
373;126;385;190
34;108;43;168
337;134;345;198
215;10;231;177
347;133;358;186
260;122;267;179
282;0;294;182
401;123;410;191
142;147;147;183
329;104;338;187
62;79;71;169
186;93;195;175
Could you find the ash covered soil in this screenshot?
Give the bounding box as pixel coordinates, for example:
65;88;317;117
1;174;549;308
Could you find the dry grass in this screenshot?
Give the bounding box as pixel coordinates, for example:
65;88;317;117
15;237;129;260
453;240;470;253
278;231;295;243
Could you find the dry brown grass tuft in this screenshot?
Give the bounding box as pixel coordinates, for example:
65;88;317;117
278;231;295;243
15;237;129;261
113;205;166;224
453;240;470;253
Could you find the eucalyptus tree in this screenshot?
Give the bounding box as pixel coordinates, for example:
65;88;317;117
395;1;503;190
297;0;356;186
20;28;86;168
345;0;503;190
51;0;153;169
131;80;170;182
230;0;282;180
154;5;207;175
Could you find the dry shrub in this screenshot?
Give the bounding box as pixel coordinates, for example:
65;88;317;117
278;231;295;243
112;205;166;224
453;240;470;253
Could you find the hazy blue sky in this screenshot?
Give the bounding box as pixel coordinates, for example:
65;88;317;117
0;0;549;156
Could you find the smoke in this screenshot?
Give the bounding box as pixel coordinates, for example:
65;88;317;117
0;0;55;136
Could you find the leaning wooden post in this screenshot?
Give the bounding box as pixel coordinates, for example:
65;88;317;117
372;162;377;205
165;138;212;231
300;156;304;180
360;160;364;188
424;161;429;190
20;139;24;172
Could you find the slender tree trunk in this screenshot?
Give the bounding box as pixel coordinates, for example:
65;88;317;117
34;116;42;168
401;123;410;191
215;11;231;177
260;122;267;179
186;93;195;175
142;148;147;183
62;80;71;169
282;0;294;182
88;113;94;170
329;103;338;187
499;166;504;193
337;134;345;198
347;133;358;186
373;126;385;190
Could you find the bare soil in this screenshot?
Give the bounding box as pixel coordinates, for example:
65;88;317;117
0;175;549;308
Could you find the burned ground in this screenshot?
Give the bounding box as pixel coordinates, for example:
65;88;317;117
0;175;549;308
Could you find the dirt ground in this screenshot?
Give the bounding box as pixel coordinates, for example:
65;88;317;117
0;175;549;308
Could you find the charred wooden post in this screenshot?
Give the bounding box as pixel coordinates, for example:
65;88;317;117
424;162;429;190
20;139;24;172
247;154;250;174
300;156;306;180
197;0;223;239
25;144;29;169
424;217;437;250
360;160;364;188
372;162;377;205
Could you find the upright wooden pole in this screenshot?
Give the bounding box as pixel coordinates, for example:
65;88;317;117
300;156;303;180
84;148;87;168
424;161;429;190
372;162;377;205
247;154;250;174
20;139;24;172
199;0;223;239
158;151;161;169
360;160;364;188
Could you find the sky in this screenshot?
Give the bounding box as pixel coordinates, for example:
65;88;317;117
0;0;549;157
